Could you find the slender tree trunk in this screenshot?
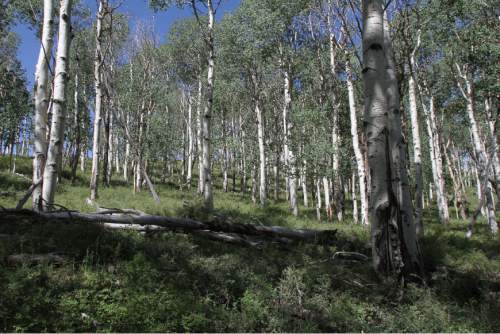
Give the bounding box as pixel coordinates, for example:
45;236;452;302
106;109;114;184
302;159;308;207
195;77;204;194
328;13;342;222
239;113;247;194
102;107;110;186
485;96;500;201
32;0;54;210
408;48;423;234
41;0;72;210
70;60;81;184
282;62;298;216
222;110;229;192
346;56;369;226
352;171;359;224
323;176;332;221
315;174;322;221
200;0;215;210
251;160;257;204
255;98;267;206
123;123;130;182
421;93;449;224
444;140;468;220
186;91;194;189
362;1;422;277
456;65;497;234
274;147;280;201
90;0;105;201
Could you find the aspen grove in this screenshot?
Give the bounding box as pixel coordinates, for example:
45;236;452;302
0;0;499;331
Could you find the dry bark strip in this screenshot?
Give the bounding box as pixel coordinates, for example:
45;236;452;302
0;209;337;246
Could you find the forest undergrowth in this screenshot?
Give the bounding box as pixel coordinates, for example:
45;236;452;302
0;157;499;332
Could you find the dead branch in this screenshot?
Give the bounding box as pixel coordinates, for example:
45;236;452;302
16;179;42;209
6;253;66;265
0;209;337;246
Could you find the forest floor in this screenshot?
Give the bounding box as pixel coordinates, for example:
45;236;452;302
0;156;499;332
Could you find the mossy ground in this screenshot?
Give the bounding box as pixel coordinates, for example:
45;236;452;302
0;156;499;332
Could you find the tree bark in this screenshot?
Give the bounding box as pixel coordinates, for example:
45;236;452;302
484;96;500;202
32;0;54;210
90;0;106;201
201;0;215;211
186;91;194;189
41;0;73;210
346;56;369;226
282;62;298;215
254;92;267;206
456;64;497;234
328;12;342;222
362;0;422;277
408;41;423;234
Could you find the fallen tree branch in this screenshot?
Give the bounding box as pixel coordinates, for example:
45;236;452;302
16;179;42;209
0;209;337;246
6;252;66;265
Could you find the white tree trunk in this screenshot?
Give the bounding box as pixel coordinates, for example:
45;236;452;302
283;63;298;216
408;48;424;234
123;114;130;181
316;174;322;221
346;56;369;226
422;94;450;224
302;159;309;207
41;0;72;209
255;99;267;206
196;77;204;194
90;0;105;201
186;91;194;188
201;0;215;210
32;0;54;210
239;113;247;193
328;12;342;221
323;176;332;220
456;65;497;234
362;1;422;276
485;96;500;200
222;110;229;192
352;171;358;224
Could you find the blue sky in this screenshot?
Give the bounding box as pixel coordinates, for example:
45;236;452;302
13;0;241;87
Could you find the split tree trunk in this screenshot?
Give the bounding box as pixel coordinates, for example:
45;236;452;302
346;55;369;226
41;0;73;209
32;0;54;210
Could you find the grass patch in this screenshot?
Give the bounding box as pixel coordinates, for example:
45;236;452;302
0;156;499;332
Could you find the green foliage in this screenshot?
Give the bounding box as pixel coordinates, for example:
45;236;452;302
1;156;499;332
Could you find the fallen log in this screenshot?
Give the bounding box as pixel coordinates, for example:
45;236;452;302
0;209;337;246
6;253;66;265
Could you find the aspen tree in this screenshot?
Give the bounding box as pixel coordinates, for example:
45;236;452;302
362;0;422;276
32;0;54;210
41;0;73;209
